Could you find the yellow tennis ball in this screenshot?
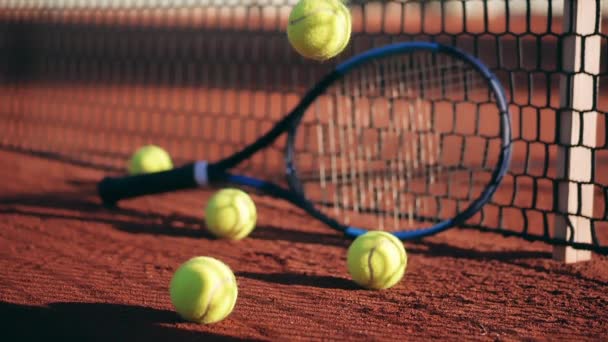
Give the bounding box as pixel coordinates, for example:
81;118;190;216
346;231;408;290
204;188;257;240
128;145;173;175
169;256;238;324
287;0;352;61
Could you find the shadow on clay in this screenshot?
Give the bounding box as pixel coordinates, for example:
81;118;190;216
237;271;358;290
406;239;608;287
0;187;350;247
406;239;551;261
0;301;245;341
0;145;123;173
249;225;349;248
0;190;209;238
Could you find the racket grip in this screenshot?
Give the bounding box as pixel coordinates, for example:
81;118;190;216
98;162;208;206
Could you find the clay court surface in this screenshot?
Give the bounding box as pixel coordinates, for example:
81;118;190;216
2;4;608;341
1;147;607;340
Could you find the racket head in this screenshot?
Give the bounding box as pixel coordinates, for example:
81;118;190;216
285;42;512;240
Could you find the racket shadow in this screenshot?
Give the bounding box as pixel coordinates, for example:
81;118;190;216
3;178;359;245
65;178;351;245
0;190;348;244
237;271;358;290
0;191;208;239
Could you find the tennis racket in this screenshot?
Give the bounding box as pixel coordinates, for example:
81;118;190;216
98;41;512;240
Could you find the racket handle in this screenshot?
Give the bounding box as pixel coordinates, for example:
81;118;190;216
98;161;209;206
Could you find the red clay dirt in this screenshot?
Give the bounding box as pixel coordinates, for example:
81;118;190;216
1;149;607;341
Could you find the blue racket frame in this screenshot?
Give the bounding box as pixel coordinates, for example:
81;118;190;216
98;41;512;240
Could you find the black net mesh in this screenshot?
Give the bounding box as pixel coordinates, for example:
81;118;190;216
0;0;606;254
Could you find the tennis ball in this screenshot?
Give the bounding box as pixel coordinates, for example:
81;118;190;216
287;0;352;61
128;145;173;175
204;188;257;240
169;256;238;324
347;231;408;290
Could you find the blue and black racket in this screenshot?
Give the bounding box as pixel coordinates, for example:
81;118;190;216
98;42;512;240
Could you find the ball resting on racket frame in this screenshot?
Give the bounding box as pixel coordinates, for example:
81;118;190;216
98;41;512;241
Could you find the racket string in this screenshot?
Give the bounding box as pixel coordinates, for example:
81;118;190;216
296;51;502;231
